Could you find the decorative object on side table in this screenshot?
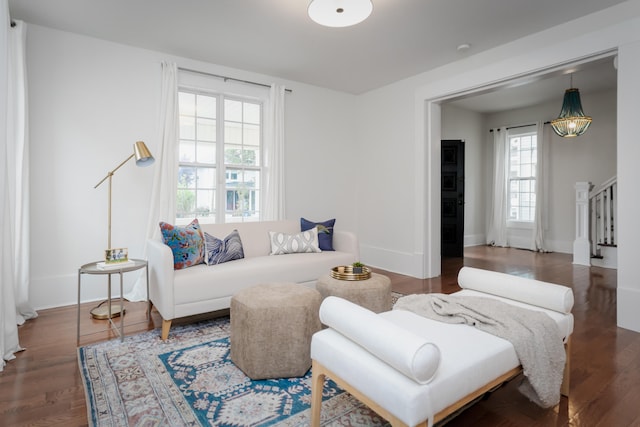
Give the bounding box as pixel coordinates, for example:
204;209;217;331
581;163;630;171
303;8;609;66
330;263;371;281
96;247;134;270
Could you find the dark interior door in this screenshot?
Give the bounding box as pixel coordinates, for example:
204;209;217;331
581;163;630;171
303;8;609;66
441;140;465;258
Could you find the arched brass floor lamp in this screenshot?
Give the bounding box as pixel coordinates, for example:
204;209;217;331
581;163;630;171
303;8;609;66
91;141;154;319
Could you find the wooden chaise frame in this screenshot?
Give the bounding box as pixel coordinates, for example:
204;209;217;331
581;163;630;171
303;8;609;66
311;337;571;427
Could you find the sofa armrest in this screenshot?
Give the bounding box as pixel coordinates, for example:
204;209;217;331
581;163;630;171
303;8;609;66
147;238;176;320
333;230;360;260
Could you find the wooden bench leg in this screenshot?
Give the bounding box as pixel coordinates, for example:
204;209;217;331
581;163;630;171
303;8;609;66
311;360;326;427
161;319;172;341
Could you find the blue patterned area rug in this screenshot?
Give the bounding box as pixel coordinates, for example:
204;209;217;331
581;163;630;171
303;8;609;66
78;317;388;426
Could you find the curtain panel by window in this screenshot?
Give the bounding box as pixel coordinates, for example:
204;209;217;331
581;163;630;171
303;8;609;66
532;122;549;252
125;61;178;302
1;11;38;371
263;84;286;220
486;128;508;247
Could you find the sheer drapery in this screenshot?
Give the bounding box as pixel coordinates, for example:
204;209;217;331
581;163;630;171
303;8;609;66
486;127;508;247
262;84;286;220
532;122;550;251
125;61;178;301
1;13;37;371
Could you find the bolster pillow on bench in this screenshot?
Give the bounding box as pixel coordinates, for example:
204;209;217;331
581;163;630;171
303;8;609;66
319;296;440;384
457;266;574;313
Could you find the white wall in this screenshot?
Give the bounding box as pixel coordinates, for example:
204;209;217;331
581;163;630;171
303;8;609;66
484;88;617;253
354;78;426;277
354;1;640;332
26;24;357;309
616;38;640;332
441;105;486;247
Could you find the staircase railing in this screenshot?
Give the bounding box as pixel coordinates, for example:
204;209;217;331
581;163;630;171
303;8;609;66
590;176;617;257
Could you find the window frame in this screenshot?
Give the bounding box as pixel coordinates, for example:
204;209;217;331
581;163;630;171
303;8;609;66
176;88;264;225
506;127;538;229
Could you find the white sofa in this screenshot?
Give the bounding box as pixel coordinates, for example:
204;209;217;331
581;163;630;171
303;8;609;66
147;219;358;340
310;267;574;427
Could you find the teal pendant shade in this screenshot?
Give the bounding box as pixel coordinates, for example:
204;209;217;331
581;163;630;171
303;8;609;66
550;88;592;138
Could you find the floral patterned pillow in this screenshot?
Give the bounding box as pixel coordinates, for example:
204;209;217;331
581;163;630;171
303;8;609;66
159;219;205;270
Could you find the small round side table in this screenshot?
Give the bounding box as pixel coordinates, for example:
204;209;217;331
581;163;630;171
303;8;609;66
316;272;392;313
76;259;148;345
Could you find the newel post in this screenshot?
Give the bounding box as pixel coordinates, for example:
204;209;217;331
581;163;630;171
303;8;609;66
573;181;593;266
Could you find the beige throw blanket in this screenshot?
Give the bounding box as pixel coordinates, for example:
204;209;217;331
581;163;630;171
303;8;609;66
394;294;566;408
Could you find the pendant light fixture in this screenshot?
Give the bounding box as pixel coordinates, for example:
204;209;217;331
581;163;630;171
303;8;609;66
308;0;373;27
550;74;592;138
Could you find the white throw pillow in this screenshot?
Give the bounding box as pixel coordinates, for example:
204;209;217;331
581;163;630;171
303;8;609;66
269;228;321;255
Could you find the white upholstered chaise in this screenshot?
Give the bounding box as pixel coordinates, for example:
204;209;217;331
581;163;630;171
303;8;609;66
310;267;574;427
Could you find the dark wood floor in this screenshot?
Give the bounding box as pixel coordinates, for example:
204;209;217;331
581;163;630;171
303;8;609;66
1;246;638;426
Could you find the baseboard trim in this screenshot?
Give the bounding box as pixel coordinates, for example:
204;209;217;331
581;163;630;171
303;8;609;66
359;244;424;278
617;287;640;333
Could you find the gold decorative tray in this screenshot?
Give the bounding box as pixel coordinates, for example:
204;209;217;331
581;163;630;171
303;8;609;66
331;265;371;281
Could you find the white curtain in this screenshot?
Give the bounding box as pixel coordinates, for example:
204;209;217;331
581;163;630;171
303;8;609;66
532;122;549;251
1;12;37;371
125;61;179;301
486;128;509;247
262;84;286;220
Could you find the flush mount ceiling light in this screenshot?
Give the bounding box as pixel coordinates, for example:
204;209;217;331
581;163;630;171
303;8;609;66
308;0;373;27
550;74;592;138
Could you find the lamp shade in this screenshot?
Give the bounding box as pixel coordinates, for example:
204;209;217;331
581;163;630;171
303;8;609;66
133;141;155;166
550;88;592;138
308;0;373;27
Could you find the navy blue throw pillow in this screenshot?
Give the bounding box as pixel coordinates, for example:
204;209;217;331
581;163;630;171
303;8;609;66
300;218;335;251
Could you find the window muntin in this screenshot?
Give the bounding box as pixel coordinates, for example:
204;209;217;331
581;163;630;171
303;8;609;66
508;131;537;223
177;91;262;224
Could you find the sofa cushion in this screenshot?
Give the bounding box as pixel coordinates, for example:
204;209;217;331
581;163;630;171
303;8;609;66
159;219;204;269
301;217;335;251
172;250;355;307
269;228;321;255
199;220;299;258
204;229;244;265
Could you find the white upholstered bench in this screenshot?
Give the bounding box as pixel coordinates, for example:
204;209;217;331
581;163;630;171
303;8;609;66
310;267;574;427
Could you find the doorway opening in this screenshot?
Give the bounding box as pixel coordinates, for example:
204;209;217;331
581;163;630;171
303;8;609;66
441;140;465;258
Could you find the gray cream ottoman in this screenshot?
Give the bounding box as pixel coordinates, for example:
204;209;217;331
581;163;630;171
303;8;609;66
230;282;322;380
316;272;392;313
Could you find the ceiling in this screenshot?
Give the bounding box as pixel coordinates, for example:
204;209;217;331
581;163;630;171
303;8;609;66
449;56;618;113
9;0;622;109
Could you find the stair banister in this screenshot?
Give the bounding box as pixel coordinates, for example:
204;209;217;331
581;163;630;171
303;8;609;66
586;176;617;269
573;182;593;266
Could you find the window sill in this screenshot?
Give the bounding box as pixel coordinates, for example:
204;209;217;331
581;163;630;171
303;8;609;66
507;220;534;230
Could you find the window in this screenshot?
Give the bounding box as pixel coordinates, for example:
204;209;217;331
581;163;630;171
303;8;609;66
177;91;262;224
507;129;537;222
